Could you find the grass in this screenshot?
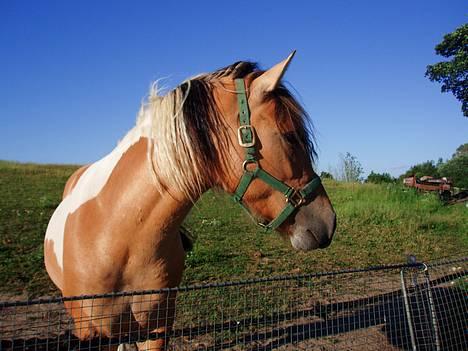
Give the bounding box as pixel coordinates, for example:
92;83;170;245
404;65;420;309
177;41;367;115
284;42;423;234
0;160;466;298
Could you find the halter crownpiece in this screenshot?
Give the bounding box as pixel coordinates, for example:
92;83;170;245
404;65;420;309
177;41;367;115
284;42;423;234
232;78;322;231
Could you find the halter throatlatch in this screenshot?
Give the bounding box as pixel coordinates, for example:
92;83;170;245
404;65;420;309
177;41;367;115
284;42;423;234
232;79;322;231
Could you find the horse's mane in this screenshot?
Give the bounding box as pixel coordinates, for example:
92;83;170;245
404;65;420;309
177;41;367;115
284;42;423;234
133;61;315;201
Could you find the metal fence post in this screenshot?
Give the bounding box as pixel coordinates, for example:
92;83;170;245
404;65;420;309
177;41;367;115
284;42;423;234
401;267;417;351
423;263;441;351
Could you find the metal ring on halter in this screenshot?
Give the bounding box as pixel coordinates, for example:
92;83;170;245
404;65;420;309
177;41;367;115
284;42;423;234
242;160;259;173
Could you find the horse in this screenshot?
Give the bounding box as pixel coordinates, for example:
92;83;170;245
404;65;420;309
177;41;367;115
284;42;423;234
44;51;336;350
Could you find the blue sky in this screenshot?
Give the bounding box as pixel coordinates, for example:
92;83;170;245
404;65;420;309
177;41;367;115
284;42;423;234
1;1;466;177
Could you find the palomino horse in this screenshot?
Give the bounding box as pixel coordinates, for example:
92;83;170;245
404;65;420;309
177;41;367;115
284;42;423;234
44;52;336;350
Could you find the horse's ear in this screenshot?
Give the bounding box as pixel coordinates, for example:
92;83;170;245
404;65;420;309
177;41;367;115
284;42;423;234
250;50;296;101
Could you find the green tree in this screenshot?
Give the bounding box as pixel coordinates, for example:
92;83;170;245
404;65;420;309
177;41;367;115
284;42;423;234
425;24;468;117
438;143;468;188
452;143;468;158
337;152;363;182
401;160;440;179
320;171;334;180
366;171;395;184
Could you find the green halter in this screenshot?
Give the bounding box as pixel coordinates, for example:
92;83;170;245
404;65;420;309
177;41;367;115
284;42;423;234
232;78;322;231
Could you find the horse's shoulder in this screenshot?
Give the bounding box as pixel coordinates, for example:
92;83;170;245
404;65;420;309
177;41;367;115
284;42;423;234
63;165;91;199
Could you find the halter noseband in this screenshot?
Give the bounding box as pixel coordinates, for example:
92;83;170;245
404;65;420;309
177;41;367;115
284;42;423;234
232;79;321;231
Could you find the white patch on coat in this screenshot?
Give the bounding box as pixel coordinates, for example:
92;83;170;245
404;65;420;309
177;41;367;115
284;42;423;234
44;109;153;271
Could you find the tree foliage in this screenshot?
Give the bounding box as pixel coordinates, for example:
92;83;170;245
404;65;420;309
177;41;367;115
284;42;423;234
425;24;468;117
399;143;467;188
401;160;440;179
366;171;395;184
453;143;468;158
439;144;468;188
320;171;334;180
336;152;363;182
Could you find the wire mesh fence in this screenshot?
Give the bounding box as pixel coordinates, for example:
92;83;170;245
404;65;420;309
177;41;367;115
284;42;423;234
0;257;466;351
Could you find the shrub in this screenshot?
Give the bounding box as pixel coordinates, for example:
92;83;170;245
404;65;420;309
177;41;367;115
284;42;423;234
366;171;396;184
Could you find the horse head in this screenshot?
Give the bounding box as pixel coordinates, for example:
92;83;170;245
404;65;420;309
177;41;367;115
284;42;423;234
185;52;337;250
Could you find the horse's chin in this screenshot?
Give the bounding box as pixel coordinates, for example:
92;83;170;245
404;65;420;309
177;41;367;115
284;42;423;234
289;229;321;251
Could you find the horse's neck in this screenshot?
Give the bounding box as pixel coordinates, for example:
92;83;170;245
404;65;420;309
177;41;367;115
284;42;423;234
86;110;196;247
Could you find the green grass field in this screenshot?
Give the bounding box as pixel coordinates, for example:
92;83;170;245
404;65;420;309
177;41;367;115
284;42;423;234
0;160;466;298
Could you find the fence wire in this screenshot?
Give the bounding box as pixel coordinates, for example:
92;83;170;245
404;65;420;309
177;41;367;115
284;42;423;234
0;257;466;351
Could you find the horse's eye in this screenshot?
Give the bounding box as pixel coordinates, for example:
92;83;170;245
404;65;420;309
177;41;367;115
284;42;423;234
283;132;298;145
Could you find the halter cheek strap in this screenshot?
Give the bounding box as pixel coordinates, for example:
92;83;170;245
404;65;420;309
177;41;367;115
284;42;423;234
232;78;322;231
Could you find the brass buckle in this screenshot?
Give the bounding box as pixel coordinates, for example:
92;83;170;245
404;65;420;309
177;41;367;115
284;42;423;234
286;189;305;208
237;125;256;148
